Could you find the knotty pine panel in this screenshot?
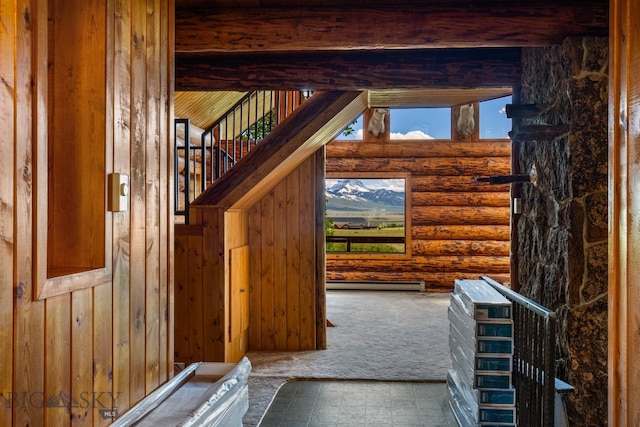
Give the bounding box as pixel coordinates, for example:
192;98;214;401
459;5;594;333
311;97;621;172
201;208;225;361
0;0;16;425
0;1;174;425
248;156;319;351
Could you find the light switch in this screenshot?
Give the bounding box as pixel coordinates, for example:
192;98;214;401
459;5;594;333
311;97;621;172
108;173;129;212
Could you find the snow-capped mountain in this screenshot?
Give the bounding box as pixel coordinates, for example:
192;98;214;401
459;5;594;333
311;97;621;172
326;179;404;212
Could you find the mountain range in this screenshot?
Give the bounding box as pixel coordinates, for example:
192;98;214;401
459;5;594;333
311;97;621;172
325;179;404;213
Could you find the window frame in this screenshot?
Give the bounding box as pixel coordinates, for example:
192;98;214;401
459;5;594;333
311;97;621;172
325;171;412;260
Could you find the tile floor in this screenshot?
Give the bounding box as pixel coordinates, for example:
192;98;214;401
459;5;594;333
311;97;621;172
257;380;458;427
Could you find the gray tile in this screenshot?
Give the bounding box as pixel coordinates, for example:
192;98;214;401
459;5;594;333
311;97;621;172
257;380;456;427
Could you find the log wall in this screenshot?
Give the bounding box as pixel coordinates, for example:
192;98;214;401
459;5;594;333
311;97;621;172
0;0;174;425
326;109;512;291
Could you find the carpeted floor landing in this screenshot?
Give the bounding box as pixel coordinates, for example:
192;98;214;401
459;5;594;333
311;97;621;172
243;291;453;426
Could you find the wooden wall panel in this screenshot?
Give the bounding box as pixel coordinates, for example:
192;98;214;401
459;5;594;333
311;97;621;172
112;0;133;414
0;0;15;424
13;0;45;424
299;156;317;350
71;289;93;426
93;283;113;427
173;231;191;363
326;137;511;290
248;156;320;351
285;168;301;350
45;295;71;427
0;0;174;425
225;210;250;362
201;209;225;361
259;195;276;351
609;0;640;424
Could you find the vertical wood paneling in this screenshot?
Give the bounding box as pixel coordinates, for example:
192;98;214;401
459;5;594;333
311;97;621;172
315;149;327;350
609;0;640;425
285;169;301;350
71;289;93;426
298;156;316;350
188;233;204;361
260;195;276;350
160;0;174;383
248;157;320;352
0;0;15;424
274;184;288;350
111;0;132;415
248;204;262;350
1;0;173;424
92;283;113;427
45;295;71;427
173;232;190;363
201;208;225;361
129;0;148;406
14;0;45;425
145;0;161;393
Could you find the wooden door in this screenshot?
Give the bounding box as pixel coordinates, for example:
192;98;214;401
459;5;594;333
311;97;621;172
229;245;250;359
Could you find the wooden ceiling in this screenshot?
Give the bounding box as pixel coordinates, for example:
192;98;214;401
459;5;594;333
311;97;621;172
174;0;607;128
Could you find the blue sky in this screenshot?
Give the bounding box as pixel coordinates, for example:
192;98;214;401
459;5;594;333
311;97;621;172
338;95;512;140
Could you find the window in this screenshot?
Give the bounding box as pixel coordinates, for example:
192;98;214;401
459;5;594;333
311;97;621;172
336;114;363;140
389;107;451;139
480;95;512;139
325;174;410;256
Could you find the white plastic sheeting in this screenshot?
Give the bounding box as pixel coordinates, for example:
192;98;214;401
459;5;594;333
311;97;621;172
112;357;251;427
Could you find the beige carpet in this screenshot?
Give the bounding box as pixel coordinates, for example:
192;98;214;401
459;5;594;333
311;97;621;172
243;290;452;426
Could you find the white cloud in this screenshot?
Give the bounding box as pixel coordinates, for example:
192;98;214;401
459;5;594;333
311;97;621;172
389;130;434;140
498;106;507;114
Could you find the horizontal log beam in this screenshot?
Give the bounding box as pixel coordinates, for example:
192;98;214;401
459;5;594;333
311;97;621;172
412;225;511;241
175;4;607;53
411;175;510;193
327;140;511;159
412;192;510;208
324;271;509;291
326;157;511;176
412;239;510;256
327;256;511;273
176;48;521;91
411;206;510;226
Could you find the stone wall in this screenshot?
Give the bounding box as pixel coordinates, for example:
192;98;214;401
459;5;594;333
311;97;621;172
517;37;608;426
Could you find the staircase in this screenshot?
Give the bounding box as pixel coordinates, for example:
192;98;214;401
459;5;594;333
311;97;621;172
175;90;311;223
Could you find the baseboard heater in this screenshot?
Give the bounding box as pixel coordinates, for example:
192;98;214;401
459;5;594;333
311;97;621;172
326;280;425;291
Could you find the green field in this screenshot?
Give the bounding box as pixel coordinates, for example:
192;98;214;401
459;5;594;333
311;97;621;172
326;227;405;253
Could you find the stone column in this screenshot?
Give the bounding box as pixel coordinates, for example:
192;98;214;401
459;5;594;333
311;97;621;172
517;37;608;426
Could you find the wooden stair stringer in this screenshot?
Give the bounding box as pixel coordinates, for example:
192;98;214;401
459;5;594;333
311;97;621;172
191;90;367;210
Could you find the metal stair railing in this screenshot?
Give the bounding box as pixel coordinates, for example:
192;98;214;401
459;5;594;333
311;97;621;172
175;90;311;223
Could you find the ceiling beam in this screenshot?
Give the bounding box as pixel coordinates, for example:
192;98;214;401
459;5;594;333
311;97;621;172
176;48;521;91
175;3;607;54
